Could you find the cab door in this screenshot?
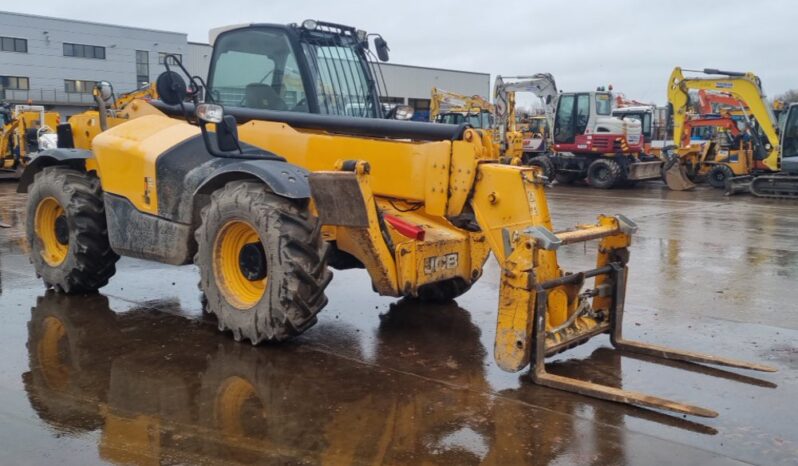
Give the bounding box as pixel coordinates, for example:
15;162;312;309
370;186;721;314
553;94;576;144
780;104;798;173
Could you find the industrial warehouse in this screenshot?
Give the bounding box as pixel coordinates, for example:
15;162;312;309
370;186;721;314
0;3;796;465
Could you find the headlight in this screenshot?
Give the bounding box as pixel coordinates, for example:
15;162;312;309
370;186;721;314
302;19;318;30
196;103;224;123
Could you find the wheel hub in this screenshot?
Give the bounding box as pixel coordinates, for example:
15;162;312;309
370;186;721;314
54;215;69;245
238;242;267;281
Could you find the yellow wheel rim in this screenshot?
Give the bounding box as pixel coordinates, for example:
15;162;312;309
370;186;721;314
38;316;70;390
213;220;267;309
34;197;68;266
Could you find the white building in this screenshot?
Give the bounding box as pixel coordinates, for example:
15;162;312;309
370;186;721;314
0;11;489;119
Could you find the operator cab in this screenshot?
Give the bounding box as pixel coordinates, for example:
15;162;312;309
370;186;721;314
553;91;613;144
780;103;798;173
206;20;406;119
435;110;493;129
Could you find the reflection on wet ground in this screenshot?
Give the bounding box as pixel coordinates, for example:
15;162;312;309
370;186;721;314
1;181;796;465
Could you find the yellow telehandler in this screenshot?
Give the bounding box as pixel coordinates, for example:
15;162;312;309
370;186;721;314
19;20;775;417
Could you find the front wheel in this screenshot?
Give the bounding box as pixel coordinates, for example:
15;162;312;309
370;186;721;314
195;181;332;344
26;167;119;293
587;158;623;189
707;164;734;189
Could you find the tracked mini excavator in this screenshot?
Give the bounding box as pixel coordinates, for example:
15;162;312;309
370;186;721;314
19;20;775;417
669;67;798;198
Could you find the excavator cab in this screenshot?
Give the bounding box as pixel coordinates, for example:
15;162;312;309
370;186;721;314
780;103;798;173
553;91;640;150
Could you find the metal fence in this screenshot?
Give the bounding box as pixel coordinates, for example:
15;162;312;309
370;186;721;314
1;89;96;105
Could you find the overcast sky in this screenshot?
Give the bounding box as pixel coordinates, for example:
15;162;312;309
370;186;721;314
5;1;795;105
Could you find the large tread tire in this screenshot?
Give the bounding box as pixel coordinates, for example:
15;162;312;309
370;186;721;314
416;277;472;302
525;155;555;181
26;167;119;293
707;164;734;189
587;158;623;189
195;181;332;344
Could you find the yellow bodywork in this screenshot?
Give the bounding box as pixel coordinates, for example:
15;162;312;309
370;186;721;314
668;67;781;171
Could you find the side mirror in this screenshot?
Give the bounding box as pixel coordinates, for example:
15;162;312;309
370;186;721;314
386;104;414;120
156;71;187;105
94;81;113;102
374;37;390;62
217;115;240;152
196;104;240;153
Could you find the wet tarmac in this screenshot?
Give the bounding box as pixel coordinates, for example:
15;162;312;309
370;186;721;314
0;180;796;465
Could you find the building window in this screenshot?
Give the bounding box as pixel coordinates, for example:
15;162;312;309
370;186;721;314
158;52;182;65
136;50;149;84
0;76;30;90
64;79;97;94
63;42;106;59
1;36;27;53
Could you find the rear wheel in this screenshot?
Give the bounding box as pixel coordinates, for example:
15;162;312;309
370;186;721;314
26;167;119;293
707;164;734;189
195;181;332;343
525;155;555;181
587;158;623;189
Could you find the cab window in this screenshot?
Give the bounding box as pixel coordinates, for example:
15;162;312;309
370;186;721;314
208;28;308;112
595;93;612;115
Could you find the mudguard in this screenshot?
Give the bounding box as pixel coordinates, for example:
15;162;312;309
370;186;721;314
194;160;311;200
17;148;93;193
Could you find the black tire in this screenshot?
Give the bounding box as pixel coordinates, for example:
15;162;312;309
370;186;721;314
587;158;623;189
525;155;555;181
26;167;119;293
416;277;472;302
554;171;581;184
707;164;734;189
195;181;332;343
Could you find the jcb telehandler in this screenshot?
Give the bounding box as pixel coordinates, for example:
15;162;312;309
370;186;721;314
20;20;775;417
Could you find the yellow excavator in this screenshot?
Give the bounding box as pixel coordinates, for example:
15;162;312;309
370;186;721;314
19;20;775;418
668;67;798;198
429;87;494;128
429;87;499;159
0;103;59;178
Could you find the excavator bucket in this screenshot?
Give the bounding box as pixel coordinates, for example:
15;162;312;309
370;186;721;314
663;159;696;191
470;164;775;417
